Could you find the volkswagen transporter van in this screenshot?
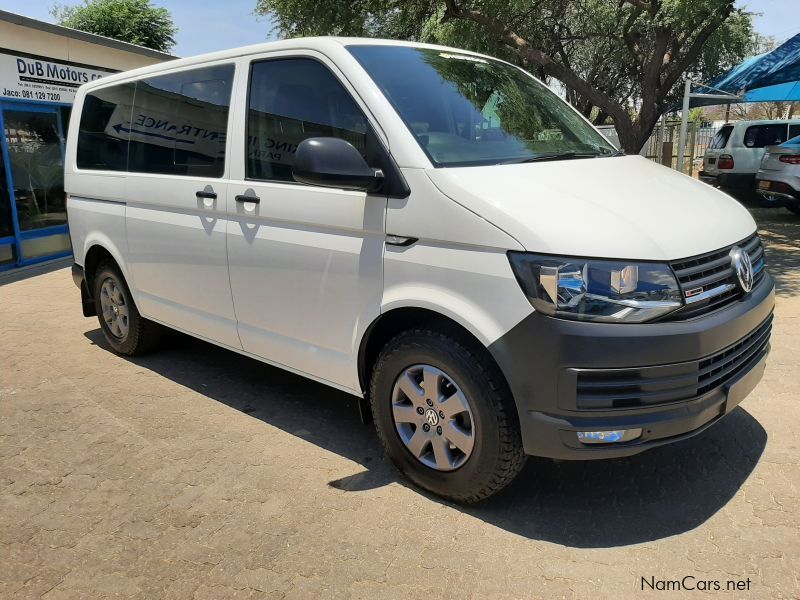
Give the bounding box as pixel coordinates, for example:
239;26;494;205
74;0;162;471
67;39;774;502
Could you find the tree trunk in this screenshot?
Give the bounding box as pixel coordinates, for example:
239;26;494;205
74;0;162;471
615;115;662;155
592;109;610;126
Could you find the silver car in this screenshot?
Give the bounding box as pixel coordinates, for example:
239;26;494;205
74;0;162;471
756;134;800;215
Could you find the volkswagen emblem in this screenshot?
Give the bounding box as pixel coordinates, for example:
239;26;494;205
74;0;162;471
424;408;439;427
729;246;754;293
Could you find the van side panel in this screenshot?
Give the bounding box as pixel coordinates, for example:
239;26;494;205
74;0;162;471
125;176;239;349
66;194;129;284
65;87;131;277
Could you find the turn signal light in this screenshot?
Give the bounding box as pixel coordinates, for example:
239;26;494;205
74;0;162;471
779;155;800;165
717;154;735;169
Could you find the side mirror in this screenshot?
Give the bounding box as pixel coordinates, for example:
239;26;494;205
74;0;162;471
292;137;383;192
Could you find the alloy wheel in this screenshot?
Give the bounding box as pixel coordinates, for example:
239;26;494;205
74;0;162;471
391;364;475;471
99;276;130;339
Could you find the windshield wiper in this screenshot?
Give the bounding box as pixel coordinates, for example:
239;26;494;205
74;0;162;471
505;149;625;164
505;151;602;164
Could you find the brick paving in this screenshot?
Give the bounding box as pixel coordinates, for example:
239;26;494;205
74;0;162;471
1;208;798;599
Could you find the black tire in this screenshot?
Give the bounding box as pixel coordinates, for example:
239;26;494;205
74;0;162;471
370;329;526;503
786;204;800;215
92;260;161;355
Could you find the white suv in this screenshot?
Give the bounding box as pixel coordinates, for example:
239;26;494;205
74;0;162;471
700;119;800;196
66;38;774;502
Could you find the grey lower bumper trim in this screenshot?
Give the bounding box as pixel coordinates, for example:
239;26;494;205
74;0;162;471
488;273;775;459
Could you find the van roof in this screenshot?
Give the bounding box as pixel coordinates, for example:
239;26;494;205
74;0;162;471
79;37;496;91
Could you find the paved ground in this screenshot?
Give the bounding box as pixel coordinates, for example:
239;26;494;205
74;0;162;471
1;208;799;599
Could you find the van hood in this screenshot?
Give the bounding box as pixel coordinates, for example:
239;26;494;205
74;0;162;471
426;155;756;261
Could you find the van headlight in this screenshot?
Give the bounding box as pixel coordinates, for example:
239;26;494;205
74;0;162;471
508;253;683;323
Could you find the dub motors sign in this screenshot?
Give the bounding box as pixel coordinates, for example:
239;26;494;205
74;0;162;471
1;52;110;104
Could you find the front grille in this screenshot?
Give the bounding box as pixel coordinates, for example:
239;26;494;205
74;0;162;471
575;315;772;410
666;233;766;320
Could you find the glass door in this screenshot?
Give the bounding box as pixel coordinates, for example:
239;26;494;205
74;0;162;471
0;102;71;269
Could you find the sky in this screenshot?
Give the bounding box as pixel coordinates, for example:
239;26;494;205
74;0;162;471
0;0;797;58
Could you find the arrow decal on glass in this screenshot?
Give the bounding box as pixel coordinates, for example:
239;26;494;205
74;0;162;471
111;123;196;144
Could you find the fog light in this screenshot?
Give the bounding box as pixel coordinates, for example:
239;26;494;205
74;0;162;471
577;428;642;444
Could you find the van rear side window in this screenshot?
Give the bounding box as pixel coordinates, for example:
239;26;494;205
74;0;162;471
76;64;234;177
76;83;136;171
127;64;234;177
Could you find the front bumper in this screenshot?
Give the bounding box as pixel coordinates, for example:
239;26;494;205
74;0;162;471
489;273;775;459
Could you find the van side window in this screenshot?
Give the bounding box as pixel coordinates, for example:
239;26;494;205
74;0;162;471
789;124;800;140
246;58;370;182
77;83;136;171
743;124;788;148
127;64;234;177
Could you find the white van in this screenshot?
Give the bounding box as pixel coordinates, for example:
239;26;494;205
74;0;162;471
66;38;774;502
700;119;800;194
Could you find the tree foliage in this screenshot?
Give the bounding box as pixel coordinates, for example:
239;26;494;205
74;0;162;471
51;0;177;53
256;0;756;152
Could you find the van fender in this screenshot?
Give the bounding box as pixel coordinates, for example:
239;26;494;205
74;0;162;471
380;284;531;348
81;232;136;301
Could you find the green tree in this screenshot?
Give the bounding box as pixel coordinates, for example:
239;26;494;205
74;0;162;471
50;0;177;53
256;0;755;153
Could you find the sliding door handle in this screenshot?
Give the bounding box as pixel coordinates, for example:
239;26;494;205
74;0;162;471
235;194;261;204
196;190;217;199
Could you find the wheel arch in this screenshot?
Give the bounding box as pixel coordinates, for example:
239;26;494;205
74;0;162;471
357;306;513;401
82;236;132;295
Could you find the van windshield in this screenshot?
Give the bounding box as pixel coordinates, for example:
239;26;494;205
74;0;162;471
348;45;617;167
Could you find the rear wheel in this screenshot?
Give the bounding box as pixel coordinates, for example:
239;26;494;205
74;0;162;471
370;329;526;503
93;260;161;355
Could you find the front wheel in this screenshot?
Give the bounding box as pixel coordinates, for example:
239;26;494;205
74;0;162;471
370;329;526;503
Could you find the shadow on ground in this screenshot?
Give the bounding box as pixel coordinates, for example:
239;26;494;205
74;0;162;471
85;327;766;549
0;257;71;287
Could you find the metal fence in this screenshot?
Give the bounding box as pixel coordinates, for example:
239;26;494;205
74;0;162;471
597;121;718;176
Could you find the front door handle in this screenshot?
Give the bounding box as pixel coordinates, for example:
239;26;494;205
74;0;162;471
196;190;217;199
235;194;261;204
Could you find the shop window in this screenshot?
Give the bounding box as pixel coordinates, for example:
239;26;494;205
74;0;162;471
1;146;14;239
1;145;17;267
3;109;66;232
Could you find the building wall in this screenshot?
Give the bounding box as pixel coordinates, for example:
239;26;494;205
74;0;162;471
0;13;173;270
0;21;168;72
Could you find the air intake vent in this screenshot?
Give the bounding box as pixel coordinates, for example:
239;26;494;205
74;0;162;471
575;315;772;410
